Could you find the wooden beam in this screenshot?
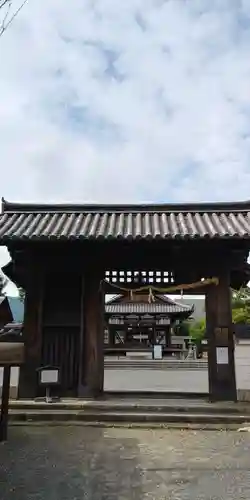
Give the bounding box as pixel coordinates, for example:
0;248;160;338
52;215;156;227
0;343;25;365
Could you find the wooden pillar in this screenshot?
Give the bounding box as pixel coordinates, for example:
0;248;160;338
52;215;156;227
152;325;156;345
165;325;171;347
18;269;43;399
0;366;11;442
206;271;236;402
78;270;104;397
110;327;116;346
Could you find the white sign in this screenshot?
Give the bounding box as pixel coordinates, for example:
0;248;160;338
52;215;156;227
153;345;162;360
216;347;228;365
40;369;59;384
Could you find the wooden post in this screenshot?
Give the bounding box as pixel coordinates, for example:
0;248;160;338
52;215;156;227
78;274;85;397
165;325;171;348
152;325;156;345
18;269;43;399
206;271;237;402
78;270;104;397
110;327;116;346
0;366;11;442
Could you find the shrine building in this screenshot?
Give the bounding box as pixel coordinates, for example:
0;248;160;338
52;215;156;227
104;292;193;354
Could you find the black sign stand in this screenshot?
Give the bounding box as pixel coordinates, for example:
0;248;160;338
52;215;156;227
0;365;11;443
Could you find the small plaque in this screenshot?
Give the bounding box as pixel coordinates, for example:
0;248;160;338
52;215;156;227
216;347;228;365
40;369;59;384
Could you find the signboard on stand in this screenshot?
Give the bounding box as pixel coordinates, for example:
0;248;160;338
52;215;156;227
37;366;60;403
153;345;162;360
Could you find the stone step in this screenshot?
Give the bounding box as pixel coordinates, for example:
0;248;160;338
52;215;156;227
104;360;208;370
8;409;250;428
9;399;250;415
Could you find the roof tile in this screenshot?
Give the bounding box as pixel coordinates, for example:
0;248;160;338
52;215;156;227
105;302;192;314
1;199;250;241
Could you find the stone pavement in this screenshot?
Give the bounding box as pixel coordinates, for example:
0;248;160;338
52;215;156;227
104;368;209;392
103;344;250;392
1;426;250;499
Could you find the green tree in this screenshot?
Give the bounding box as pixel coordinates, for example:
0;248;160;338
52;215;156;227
174;320;190;336
232;287;250;324
188;318;206;341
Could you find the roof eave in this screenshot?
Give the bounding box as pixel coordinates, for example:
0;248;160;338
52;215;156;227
2;197;250;214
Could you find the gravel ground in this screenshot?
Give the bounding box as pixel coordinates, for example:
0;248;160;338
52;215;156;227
1;426;250;499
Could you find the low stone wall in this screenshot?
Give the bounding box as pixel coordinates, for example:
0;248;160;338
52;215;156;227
237;389;250;402
0;367;19;399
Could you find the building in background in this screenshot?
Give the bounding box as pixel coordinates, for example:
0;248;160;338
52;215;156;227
104;292;194;351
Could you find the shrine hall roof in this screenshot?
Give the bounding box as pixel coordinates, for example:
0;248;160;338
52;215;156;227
1;198;250;241
105;301;193;315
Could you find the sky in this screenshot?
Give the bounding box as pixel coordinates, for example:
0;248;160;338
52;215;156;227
1;0;250;295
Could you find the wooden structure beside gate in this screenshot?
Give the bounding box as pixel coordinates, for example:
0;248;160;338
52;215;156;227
1;198;250;401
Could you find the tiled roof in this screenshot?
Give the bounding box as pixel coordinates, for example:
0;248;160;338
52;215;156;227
1;198;250;241
105;302;193;315
0;322;22;337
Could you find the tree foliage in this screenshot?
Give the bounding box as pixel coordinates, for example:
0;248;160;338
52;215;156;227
232;287;250;324
174;320;190;336
188;318;206;341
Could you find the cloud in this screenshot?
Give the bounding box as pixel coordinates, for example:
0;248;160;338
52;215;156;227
1;0;250;288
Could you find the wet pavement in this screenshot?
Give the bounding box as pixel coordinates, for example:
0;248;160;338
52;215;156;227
1;426;250;499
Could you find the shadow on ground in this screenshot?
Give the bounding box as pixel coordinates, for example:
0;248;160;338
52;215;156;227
1;426;250;499
0;426;144;500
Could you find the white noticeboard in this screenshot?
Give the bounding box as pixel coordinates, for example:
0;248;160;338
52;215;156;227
41;369;59;384
216;347;229;365
154;345;162;360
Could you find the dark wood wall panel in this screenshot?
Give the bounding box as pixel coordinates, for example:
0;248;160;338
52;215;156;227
41;272;82;397
41;327;79;396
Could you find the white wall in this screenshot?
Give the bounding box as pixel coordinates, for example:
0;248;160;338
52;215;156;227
0;367;19;398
